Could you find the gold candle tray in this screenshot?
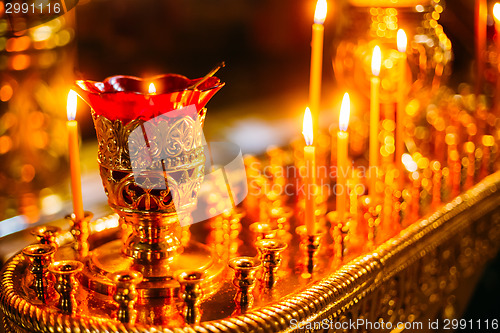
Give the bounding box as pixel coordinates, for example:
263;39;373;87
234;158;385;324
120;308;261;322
1;170;500;332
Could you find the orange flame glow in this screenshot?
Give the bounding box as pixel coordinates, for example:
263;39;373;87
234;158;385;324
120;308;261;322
148;83;156;94
397;29;407;53
494;3;500;22
314;0;327;24
402;153;418;172
302;107;314;146
371;45;381;77
339;92;350;132
67;90;77;121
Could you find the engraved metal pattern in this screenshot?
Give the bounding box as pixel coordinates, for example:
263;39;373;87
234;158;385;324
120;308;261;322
90;110;207;261
93;111;205;214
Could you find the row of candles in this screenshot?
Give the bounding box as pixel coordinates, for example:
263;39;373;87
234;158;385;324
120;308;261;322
63;0;500;235
301;0;409;235
299;0;500;237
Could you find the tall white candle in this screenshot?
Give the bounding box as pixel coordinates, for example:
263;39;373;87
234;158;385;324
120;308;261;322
337;93;350;220
303;107;316;235
396;29;408;172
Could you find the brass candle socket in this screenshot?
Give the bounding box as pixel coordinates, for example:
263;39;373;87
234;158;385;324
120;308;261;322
108;270;143;323
30;225;61;247
21;244;56;303
66;211;93;258
177;271;204;325
48;260;83;314
255;239;287;288
296;226;324;274
228;257;262;314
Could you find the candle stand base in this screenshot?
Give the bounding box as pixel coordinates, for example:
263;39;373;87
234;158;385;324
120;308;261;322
80;238;225;299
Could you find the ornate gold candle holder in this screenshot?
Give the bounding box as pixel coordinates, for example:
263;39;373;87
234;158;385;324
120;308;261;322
228;256;262;314
255;239;287;288
296;225;324;274
109;270;143;323
72;74;225;298
21;244;56;303
49;260;84;314
177;271;204;325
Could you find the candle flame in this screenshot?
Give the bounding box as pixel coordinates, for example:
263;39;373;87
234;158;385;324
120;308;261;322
397;29;407;53
67;90;77;121
148;83;156;94
371;45;382;77
494;3;500;22
302;107;314;146
314;0;327;24
401;153;418;172
339;92;350;132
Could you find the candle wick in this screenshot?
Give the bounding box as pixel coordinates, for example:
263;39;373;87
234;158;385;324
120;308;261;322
187;61;225;91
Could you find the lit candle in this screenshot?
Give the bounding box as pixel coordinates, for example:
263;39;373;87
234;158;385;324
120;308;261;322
396;29;407;172
475;0;487;94
149;83;156;94
309;0;327;129
337;93;350;220
66;90;84;221
302;107;316;235
369;45;381;196
149;83;156;106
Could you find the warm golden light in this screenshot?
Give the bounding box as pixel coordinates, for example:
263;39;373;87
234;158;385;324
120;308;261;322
67;90;77;121
339;92;350;132
302;107;314;146
397;29;407;53
314;0;327;24
148;83;156;94
494;3;500;22
371;45;381;77
402;153;418;172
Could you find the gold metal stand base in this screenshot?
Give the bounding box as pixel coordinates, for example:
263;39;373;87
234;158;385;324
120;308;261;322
81;239;225;298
